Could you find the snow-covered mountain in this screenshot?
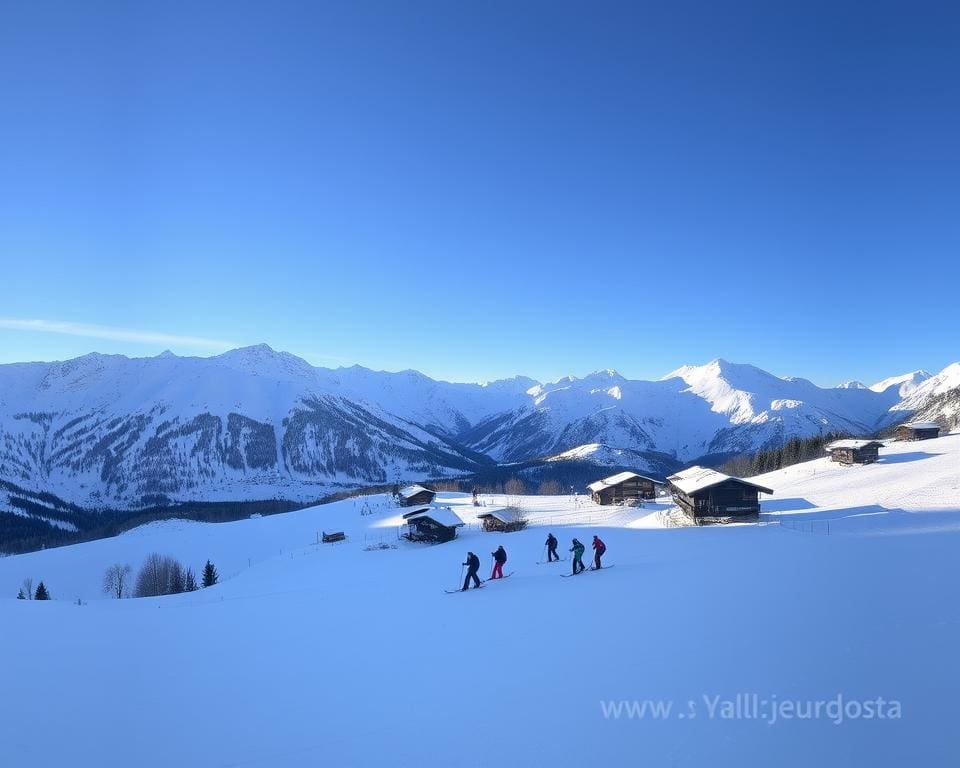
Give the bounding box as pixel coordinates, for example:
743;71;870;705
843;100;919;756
886;363;960;428
0;346;956;509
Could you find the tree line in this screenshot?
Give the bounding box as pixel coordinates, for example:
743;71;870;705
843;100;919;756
720;431;850;477
14;556;220;600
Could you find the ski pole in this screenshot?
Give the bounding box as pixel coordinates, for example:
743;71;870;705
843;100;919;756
458;564;464;591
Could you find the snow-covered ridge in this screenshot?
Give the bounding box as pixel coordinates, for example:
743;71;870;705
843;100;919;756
0;347;956;508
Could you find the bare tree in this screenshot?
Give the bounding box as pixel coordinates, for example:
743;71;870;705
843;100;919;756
135;553;185;598
538;480;563;496
102;564;132;599
168;561;185;594
20;578;34;600
504;478;526;496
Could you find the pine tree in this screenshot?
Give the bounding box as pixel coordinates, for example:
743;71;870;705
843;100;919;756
34;581;50;600
202;560;218;588
16;589;25;600
184;567;198;592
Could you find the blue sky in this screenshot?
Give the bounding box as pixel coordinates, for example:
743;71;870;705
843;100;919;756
1;1;957;385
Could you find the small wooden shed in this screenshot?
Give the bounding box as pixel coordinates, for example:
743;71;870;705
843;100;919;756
825;439;884;465
401;506;464;543
587;471;659;505
667;466;773;524
895;422;941;442
476;508;525;533
397;484;437;507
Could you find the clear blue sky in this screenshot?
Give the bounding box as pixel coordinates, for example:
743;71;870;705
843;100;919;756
1;1;957;385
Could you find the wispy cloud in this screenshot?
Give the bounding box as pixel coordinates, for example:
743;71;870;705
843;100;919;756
0;317;237;351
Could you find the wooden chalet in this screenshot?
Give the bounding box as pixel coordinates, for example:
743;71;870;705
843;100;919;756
587;471;659;505
476;508;525;533
825;439;884;465
397;484;437;507
401;506;464;543
895;422;941;442
666;466;773;524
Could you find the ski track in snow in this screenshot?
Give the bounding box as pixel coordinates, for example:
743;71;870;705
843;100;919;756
1;433;959;766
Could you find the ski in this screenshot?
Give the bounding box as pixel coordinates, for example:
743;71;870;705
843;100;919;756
482;572;514;583
445;585;486;594
536;558;568;565
561;564;613;577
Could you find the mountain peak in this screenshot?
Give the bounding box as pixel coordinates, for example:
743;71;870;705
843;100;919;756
213;344;316;378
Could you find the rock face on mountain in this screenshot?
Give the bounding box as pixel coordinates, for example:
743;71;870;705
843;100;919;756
0;346;955;508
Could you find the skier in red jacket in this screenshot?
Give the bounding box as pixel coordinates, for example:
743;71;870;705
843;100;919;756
592;535;606;570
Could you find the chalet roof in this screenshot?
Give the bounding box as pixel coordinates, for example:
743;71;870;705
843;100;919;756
476;508;519;524
402;506;464;528
825;440;885;451
587;471;659;493
667;466;774;496
398;484;434;500
901;422;941;430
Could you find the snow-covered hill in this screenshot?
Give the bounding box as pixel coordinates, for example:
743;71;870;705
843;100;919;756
0;347;956;511
2;433;959;766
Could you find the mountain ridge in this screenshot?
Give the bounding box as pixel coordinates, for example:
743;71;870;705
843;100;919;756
0;346;956;513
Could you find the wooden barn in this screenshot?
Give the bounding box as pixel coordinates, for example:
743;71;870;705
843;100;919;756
895;422;941;442
825;439;884;465
401;506;464;543
476;508;525;533
397;484;437;507
667;466;773;524
587;471;659;505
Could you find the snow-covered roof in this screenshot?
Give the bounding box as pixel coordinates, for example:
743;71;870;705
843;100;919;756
476;508;518;524
901;422;941;431
667;466;773;496
825;440;884;451
402;506;464;528
398;484;434;500
587;471;658;492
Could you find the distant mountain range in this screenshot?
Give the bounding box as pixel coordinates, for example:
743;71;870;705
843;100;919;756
1;345;958;515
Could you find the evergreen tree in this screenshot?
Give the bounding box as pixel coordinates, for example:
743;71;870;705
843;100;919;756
202;560;218;588
16;589;25;600
184;567;198;592
34;581;50;600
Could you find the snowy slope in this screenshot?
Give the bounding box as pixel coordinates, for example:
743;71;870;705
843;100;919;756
884;363;960;419
869;369;932;397
2;434;959;766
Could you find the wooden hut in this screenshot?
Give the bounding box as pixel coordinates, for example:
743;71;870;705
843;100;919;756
666;466;773;524
895;422;941;442
397;484;437;507
476;508;525;533
824;439;884;465
401;506;464;543
587;471;659;505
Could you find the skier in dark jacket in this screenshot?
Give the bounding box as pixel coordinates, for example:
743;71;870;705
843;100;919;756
462;551;481;590
570;538;586;574
491;545;507;579
592;535;606;569
545;533;559;562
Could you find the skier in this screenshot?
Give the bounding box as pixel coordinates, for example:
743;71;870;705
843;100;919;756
592;535;606;570
570;538;586;575
545;532;559;562
462;551;481;591
491;545;507;579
